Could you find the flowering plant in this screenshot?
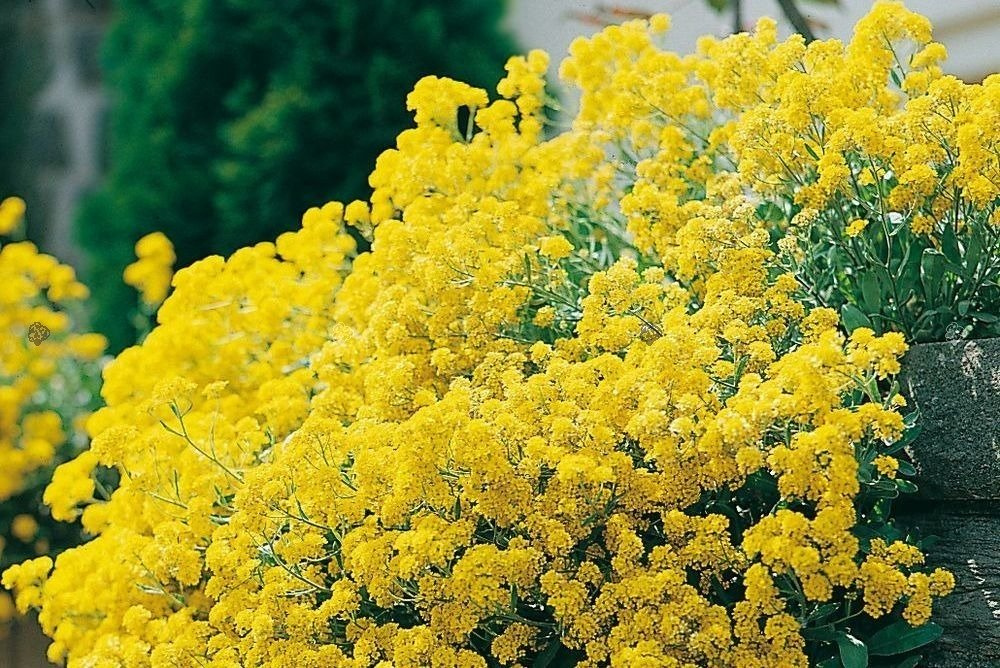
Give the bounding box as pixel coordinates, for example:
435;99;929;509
0;197;106;625
746;31;1000;342
3;3;969;666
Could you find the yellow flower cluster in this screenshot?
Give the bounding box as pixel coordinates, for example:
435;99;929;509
123;232;176;306
0;242;105;501
0;208;107;624
5;3;957;666
611;0;999;342
0;196;26;236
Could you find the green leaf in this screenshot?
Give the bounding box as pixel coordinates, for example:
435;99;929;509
940;223;963;270
965;234;982;273
893;656;922;668
842;304;873;332
919;535;940;551
883;524;904;542
837;631;869;668
869;478;900;498
808;603;842;623
532;638;562;668
868;621;943;656
916;329;937;343
885;440;910;457
757;201;785;224
957;300;971;316
920;250;946;300
861;273;882;312
803;624;838;641
899;243;922;292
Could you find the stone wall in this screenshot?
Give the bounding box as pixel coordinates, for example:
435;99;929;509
898;337;1000;667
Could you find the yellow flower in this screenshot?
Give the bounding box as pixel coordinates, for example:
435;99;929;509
10;515;38;542
910;214;935;235
874;455;899;479
532;306;556;328
0;196;26;235
538;235;573;260
845;219;869;237
123;232;176;305
344;199;370;227
649;13;671;35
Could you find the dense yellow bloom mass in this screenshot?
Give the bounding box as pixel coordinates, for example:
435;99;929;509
5;3;967;666
0;213;107;625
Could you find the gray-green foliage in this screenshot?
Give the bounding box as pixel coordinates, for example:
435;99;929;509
764;161;1000;344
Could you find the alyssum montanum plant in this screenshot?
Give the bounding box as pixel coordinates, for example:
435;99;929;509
7;3;982;666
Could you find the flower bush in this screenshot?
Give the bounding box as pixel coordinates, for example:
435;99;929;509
738;19;1000;342
4;3;975;665
0;197;106;625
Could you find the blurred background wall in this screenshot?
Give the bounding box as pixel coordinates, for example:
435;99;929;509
1;0;107;267
2;0;998;345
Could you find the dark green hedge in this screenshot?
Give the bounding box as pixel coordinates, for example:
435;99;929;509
79;0;516;351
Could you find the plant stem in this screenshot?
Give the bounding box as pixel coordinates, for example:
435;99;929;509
775;0;816;42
